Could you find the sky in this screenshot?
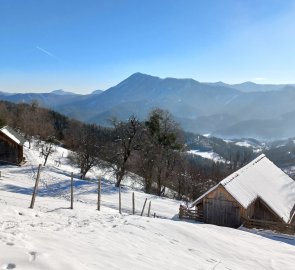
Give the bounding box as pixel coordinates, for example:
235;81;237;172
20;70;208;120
1;0;295;93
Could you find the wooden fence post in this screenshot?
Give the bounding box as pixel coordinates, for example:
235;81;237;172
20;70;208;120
179;205;183;219
132;192;135;215
154;212;156;218
70;172;74;209
147;201;151;217
141;198;147;216
29;164;42;209
119;185;122;214
97;177;101;211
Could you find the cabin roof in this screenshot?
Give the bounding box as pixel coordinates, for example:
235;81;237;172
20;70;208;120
0;126;26;145
191;154;295;223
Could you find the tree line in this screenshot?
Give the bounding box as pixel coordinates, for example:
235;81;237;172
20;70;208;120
0;100;246;201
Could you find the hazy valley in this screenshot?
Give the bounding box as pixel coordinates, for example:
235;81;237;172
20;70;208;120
2;72;295;140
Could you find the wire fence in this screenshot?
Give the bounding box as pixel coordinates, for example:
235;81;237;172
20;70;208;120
0;163;159;218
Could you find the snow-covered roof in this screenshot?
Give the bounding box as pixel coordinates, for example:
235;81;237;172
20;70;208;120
0;126;25;145
191;154;295;223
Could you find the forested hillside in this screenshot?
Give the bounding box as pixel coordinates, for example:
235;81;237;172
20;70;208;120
1;100;292;201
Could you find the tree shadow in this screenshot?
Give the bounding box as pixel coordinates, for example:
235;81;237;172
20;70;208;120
0;183;33;195
0;176;129;199
46;207;72;213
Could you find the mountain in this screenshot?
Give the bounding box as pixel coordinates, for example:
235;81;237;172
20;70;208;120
206;81;294;92
230;82;294;93
50;89;78;95
0;92;84;110
78;73;295;139
1;72;295;139
91;90;103;95
0;91;14;96
73;72;241;122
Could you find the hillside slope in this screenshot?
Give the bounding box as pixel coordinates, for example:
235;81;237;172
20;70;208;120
0;143;294;269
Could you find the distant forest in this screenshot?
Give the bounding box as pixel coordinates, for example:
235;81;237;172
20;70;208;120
0;100;282;201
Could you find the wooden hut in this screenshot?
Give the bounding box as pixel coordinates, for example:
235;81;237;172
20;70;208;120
189;154;295;230
0;126;26;165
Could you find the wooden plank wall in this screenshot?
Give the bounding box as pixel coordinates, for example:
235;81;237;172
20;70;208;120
0;133;22;165
203;186;241;227
0;140;18;164
252;199;281;222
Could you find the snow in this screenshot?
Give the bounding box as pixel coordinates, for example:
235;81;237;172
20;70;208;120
234;140;263;152
223;139;233;143
0;127;21;144
187;150;225;162
240;227;295;246
235;141;252;147
0;145;294;269
202;133;211;137
193;154;295;223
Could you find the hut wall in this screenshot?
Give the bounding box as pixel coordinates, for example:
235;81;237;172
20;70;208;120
18;145;23;164
0;133;22;165
0;140;18;164
252;198;281;222
203;185;242;228
240;203;255;219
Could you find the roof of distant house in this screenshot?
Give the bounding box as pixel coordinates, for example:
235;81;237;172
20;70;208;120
0;126;26;145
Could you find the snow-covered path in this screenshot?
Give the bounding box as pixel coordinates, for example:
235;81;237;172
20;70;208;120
0;144;294;269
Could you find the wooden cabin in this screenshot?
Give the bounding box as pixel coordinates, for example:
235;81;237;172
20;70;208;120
0;126;26;165
189;154;295;230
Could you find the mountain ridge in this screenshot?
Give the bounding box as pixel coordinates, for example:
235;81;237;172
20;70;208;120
0;72;295;139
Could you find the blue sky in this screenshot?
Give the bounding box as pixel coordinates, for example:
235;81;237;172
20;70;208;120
1;0;295;93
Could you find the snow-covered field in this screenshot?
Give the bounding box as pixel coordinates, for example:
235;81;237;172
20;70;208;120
0;143;294;270
187;150;225;162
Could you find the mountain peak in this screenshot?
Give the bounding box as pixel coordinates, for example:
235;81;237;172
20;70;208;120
50;89;77;95
237;81;257;86
91;89;103;95
127;72;160;80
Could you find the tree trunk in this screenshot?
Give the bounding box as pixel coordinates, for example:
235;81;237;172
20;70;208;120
115;167;125;187
115;174;123;187
43;154;49;166
145;179;151;193
157;177;161;196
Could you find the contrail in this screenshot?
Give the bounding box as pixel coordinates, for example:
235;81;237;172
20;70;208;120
36;46;58;59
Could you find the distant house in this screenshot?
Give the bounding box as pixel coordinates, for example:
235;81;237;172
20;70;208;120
190;154;295;229
0;126;26;165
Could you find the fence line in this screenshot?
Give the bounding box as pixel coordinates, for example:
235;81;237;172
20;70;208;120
179;205;204;222
0;164;159;218
242;218;295;234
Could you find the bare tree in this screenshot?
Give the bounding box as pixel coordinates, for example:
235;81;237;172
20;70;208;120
132;141;156;193
40;136;57;166
68;124;106;179
15;101;55;148
0;102;10;127
69;150;99;179
105;116;141;187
